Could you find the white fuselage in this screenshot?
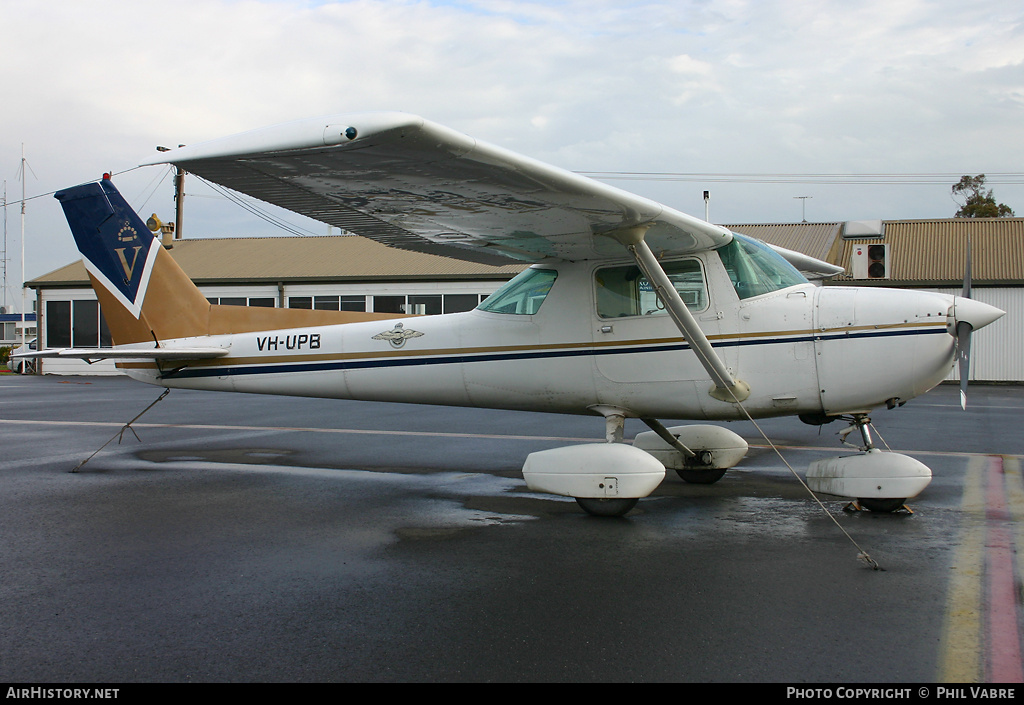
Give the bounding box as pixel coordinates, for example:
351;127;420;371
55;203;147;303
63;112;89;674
128;250;960;422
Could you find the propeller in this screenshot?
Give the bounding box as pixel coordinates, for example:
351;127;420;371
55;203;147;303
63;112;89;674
951;238;1005;410
957;237;972;410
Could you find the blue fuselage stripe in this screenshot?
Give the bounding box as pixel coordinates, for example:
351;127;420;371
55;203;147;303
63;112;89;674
164;327;948;380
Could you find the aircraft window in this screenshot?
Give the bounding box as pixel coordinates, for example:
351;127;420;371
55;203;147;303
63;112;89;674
478;267;557;315
717;233;807;300
595;259;707;318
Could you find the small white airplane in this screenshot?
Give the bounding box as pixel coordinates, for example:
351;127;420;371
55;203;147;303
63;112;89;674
31;112;1004;516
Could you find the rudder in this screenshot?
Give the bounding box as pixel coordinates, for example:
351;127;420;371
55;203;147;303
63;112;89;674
55;177;211;345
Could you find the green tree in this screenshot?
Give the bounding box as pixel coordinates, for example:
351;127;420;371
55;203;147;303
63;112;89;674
952;174;1015;218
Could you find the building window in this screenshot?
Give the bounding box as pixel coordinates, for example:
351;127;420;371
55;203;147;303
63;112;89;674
209;297;277;307
314;296;339;310
443;294;480;314
407;295;442;315
288;297;312;309
46;301;71;348
72;300;100;347
372;296;405;314
341;296;366;312
45;300;111;348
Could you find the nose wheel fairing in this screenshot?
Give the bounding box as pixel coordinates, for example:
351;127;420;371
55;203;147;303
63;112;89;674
806;414;931;511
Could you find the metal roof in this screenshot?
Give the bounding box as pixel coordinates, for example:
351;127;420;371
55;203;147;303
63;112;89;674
723;222;843;264
30;234;526;287
828;218;1024;285
29;217;1024;289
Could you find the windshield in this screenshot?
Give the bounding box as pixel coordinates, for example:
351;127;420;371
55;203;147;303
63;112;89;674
478;267;557;315
717;233;807;300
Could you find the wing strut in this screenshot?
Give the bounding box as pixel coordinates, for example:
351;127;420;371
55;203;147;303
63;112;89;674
614;226;751;403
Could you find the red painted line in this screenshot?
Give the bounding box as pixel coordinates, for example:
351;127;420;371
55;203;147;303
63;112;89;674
986;456;1024;683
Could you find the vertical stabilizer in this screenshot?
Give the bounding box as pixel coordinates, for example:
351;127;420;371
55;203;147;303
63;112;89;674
55;178;211;345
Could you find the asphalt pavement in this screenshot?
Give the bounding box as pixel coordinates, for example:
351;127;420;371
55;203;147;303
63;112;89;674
1;374;1022;683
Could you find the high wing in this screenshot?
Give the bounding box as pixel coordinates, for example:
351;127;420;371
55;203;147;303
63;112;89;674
141;112;840;400
142;112;733;265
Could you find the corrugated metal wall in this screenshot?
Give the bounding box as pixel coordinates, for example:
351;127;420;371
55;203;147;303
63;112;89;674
928;287;1024;382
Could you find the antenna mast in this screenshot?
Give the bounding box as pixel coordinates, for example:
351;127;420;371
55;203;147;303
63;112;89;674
2;180;7;313
18;145;28;360
794;195;812;222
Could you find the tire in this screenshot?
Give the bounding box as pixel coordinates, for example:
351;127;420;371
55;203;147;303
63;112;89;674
574;497;638;517
858;498;906;513
675;467;727;484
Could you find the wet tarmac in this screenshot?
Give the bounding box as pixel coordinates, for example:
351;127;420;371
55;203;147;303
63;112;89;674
1;375;1022;682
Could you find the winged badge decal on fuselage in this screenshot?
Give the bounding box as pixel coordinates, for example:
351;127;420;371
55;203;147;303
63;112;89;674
372;322;425;348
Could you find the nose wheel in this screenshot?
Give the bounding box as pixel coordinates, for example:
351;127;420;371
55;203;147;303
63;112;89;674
839;414;908;513
852;497;908;513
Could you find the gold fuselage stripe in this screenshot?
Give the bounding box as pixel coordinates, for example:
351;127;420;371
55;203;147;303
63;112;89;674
117;320;949;371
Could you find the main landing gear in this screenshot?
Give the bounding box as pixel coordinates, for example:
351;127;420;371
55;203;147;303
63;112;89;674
574;497;639;517
522;411;751;518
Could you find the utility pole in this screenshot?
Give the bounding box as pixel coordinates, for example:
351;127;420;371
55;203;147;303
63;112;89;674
174;165;185;240
2;180;7;314
20;145;27;361
794;196;812;222
703;190;710;222
157;145;187;239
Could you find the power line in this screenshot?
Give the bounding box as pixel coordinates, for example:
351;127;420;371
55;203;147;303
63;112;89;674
577;171;1024;185
195;176;324;238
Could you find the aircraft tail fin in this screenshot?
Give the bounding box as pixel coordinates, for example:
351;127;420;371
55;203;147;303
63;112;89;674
55;176;408;348
55;177;211;345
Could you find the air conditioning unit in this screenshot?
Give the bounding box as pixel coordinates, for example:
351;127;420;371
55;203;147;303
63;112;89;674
850;243;890;279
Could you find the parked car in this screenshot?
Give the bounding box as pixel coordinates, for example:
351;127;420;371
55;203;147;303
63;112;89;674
7;338;36;373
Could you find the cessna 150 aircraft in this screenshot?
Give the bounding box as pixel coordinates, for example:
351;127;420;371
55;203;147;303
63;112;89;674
31;112;1005;516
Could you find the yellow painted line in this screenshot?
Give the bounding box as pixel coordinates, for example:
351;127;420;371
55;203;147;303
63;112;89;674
939;455;1024;683
938;455;987;683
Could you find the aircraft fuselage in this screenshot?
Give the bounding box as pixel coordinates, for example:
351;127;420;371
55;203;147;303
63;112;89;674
127;252;959;422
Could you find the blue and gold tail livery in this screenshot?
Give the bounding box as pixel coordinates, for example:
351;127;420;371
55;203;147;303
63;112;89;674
55;176;405;349
55;178;160;320
54;177;213;346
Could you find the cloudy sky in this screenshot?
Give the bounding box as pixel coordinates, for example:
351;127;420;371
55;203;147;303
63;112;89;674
1;0;1022;299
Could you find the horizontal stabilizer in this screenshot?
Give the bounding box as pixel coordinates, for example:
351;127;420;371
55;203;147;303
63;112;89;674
15;347;229;362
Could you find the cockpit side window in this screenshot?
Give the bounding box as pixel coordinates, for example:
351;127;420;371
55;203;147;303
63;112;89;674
717;233;807;300
595;259;708;318
478;267;557;315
